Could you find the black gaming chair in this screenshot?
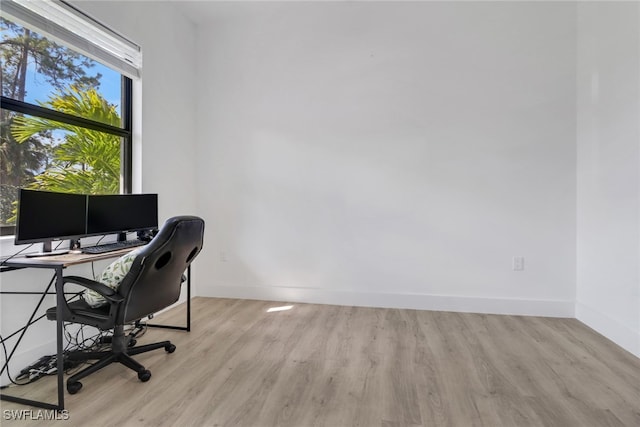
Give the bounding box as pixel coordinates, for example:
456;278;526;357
46;216;205;394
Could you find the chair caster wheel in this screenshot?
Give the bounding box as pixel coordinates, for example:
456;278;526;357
165;344;176;353
138;369;151;382
128;338;137;347
67;381;82;394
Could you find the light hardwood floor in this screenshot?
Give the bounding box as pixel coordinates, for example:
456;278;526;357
2;297;639;427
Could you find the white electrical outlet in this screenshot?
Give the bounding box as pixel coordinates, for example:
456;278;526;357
513;256;525;271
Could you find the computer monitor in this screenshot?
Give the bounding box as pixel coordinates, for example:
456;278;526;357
15;189;87;253
86;194;158;237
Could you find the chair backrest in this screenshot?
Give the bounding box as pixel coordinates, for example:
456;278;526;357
116;216;204;324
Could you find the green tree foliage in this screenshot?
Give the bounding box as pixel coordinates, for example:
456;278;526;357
0;114;47;222
11;86;121;195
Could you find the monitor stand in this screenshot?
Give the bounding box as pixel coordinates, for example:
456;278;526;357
25;241;69;258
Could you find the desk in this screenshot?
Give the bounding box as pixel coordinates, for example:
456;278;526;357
0;249;191;411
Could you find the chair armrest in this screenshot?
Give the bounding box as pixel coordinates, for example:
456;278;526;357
63;276;125;303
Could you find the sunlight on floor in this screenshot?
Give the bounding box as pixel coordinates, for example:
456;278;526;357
266;305;294;313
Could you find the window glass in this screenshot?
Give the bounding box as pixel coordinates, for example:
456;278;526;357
0;109;121;227
1;17;123;123
1;16;130;231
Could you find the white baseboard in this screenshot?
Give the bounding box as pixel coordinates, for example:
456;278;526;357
575;301;640;358
199;285;575;318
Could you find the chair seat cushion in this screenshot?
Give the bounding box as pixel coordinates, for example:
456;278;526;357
47;299;111;322
83;248;142;308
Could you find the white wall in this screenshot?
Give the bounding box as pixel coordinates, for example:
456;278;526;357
576;2;640;357
195;2;577;316
1;1;198;382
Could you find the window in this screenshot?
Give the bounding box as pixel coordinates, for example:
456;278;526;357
0;0;139;236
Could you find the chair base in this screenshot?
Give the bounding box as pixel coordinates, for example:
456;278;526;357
64;326;176;394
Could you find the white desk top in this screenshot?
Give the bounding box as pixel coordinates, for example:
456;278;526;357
4;247;136;268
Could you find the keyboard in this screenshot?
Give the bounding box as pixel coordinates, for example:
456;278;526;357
81;239;146;254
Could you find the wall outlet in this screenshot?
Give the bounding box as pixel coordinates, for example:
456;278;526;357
513;256;525;271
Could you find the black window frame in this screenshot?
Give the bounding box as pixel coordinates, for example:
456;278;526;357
0;76;133;237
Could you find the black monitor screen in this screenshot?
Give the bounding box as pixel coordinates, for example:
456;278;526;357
15;190;87;244
87;194;158;235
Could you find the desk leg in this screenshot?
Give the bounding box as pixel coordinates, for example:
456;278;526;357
187;264;191;332
54;266;65;410
0;269;65;411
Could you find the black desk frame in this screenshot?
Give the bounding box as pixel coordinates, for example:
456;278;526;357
0;254;191;411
